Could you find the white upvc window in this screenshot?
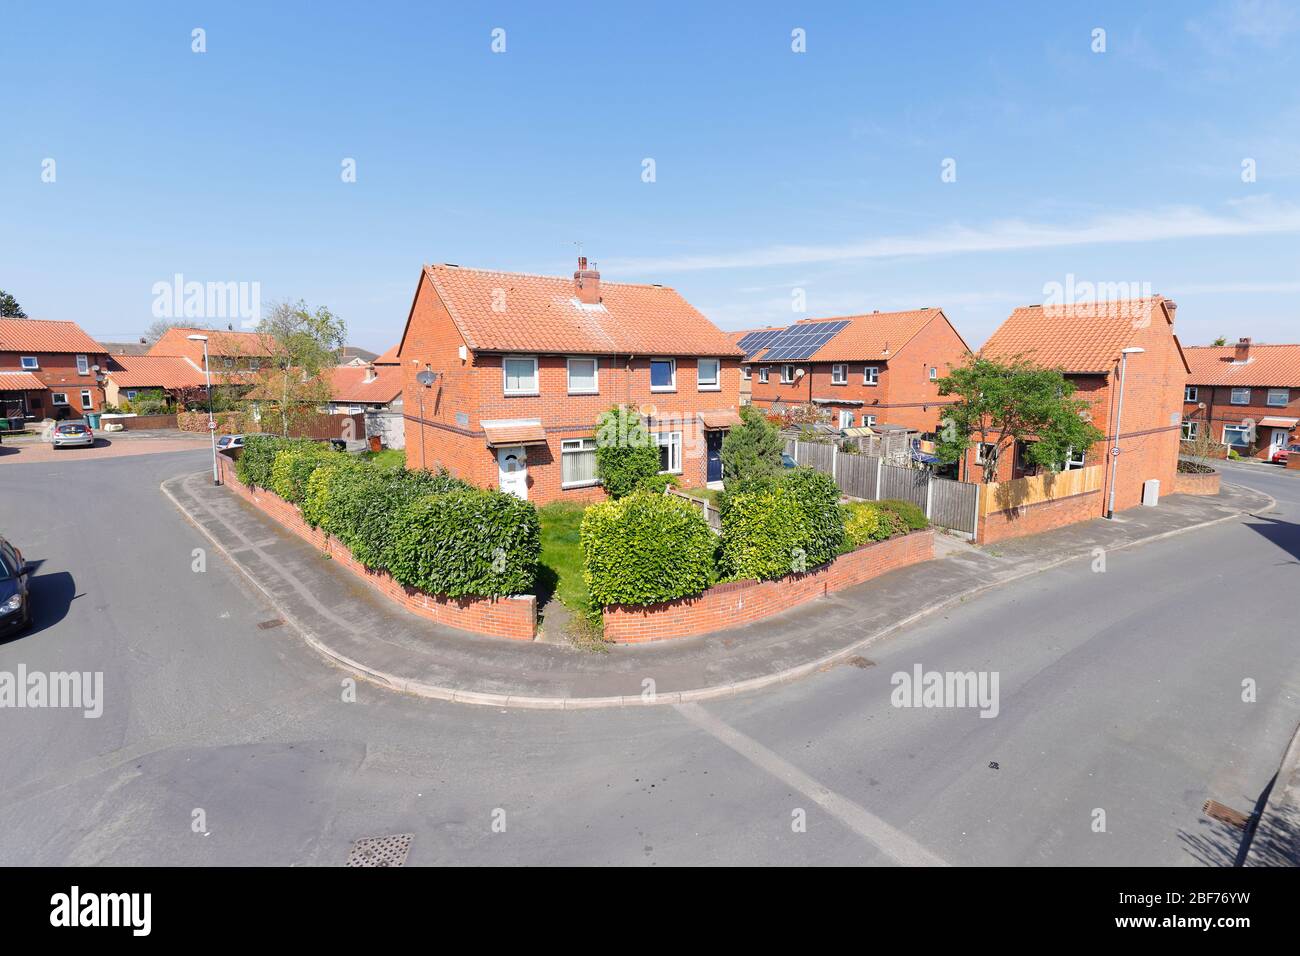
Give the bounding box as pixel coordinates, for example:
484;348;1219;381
503;355;539;395
655;431;682;474
1223;424;1252;447
831;364;847;385
80;389;93;409
863;366;879;385
1184;385;1198;402
650;358;676;392
1062;446;1086;470
51;392;69;406
781;364;796;384
566;357;598;395
76;354;89;375
742;365;751;381
1230;387;1250;405
862;414;876;427
126;390;138;401
20;356;38;370
929;366;938;380
975;442;998;465
838;409;854;429
561;437;599;488
697;357;720;391
1181;420;1199;440
1267;388;1289;407
758;367;769;384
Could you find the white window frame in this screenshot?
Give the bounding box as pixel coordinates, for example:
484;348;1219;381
566;356;599;395
838;409;854;429
1181;420;1199;441
1062;446;1086;470
742;365;751;381
1184;385;1198;402
126;390;138;401
20;356;38;370
649;358;677;393
1266;388;1288;407
831;364;847;385
862;414;876;427
80;389;93;409
655;430;683;474
1230;387;1250;405
781;364;796;384
697;357;720;391
560;437;600;489
76;354;89;375
929;367;938;381
758;367;769;384
1223;424;1252;447
975;442;998;465
502;355;539;396
863;366;879;386
51;392;69;406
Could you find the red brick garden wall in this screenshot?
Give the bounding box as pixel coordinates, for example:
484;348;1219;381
977;490;1101;545
217;455;537;640
602;529;934;643
1172;469;1221;496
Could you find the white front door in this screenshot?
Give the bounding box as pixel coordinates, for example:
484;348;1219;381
1271;429;1287;451
497;446;528;500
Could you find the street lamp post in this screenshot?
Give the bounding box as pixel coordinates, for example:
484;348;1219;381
1105;346;1145;519
188;334;219;485
415;367;438;471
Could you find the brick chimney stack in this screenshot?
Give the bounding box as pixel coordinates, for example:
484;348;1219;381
364;362;377;383
1234;337;1252;363
574;256;601;305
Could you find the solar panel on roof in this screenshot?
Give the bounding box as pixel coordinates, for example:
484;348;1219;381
736;328;783;358
760;320;849;360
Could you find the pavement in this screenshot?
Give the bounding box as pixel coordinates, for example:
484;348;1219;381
2;448;1297;865
164;468;1273;708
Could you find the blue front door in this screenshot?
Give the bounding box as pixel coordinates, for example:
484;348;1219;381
706;431;723;482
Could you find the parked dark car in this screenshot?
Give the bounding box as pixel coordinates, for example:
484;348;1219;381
0;536;31;636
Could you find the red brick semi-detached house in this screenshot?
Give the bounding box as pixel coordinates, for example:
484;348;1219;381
146;326;276;373
741;308;971;435
976;296;1190;514
1182;338;1300;460
395;259;744;503
0;318;111;423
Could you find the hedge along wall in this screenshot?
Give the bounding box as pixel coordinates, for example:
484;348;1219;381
217;454;537;640
602;529;934;643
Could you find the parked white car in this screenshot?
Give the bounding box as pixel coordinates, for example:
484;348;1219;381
216;434;244;450
51;421;95;448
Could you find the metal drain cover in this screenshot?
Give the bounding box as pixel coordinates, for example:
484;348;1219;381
346;833;413;867
1202;800;1251;830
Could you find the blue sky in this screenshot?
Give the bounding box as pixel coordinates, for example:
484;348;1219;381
3;0;1299;352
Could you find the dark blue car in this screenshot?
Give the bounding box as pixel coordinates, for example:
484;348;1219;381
0;536;32;636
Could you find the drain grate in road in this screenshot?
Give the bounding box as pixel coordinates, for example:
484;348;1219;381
256;618;285;630
1202;800;1251;830
346;833;414;867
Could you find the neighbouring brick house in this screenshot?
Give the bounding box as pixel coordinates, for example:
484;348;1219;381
394;259;744;503
1182;339;1300;460
741;309;971;436
103;354;209;407
0;318;111;422
147;326;276;374
976;296;1190;515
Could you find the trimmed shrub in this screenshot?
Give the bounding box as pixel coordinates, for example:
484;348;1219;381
388;488;539;598
720;485;809;581
270;444;338;504
236;434;286;488
635;472;680;495
721;406;784;483
322;466;469;571
781;467;845;567
594;406;662;498
581;491;716;606
842;502;909;547
878;498;928;532
302;456;369;528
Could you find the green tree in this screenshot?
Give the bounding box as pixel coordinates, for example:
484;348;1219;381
594;406;661;498
253;300;347;438
1211;336;1227;347
721;405;783;483
0;290;26;318
935;355;1104;483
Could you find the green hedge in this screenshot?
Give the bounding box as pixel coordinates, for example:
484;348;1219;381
388;488;540;598
782;468;845;567
581;491;716;606
878;498;929;532
271;444;340;504
842;502;909;547
720;485;808;581
594;406;661;498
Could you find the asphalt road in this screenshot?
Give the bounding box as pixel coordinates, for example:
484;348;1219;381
0;450;1296;865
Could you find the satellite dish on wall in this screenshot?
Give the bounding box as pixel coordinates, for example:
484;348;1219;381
416;370;437;387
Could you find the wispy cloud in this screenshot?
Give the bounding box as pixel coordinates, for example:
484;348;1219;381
606;198;1300;274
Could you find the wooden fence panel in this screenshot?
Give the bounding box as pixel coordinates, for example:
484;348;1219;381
879;463;929;510
930;476;978;535
833;453;879;500
980;465;1103;516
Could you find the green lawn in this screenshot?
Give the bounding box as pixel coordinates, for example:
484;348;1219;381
362;448;406;469
537;502;589;612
